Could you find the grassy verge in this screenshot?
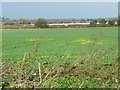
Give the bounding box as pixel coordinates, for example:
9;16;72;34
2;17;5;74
2;39;119;88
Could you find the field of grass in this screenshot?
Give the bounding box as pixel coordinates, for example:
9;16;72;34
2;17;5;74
2;27;119;88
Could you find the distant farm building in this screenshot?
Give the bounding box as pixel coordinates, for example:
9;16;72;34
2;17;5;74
48;22;90;27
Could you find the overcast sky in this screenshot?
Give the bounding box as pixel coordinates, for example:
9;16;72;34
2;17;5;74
2;2;118;19
1;0;120;2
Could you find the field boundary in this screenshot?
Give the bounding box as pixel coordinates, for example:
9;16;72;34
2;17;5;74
1;27;118;30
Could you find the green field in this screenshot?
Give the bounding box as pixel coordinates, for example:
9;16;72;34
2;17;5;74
2;27;118;88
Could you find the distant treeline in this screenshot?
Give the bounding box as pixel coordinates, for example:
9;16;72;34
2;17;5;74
0;17;119;29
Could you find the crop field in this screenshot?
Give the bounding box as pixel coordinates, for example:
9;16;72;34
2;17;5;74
2;27;119;88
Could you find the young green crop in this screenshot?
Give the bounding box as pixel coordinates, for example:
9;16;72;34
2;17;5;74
2;27;118;88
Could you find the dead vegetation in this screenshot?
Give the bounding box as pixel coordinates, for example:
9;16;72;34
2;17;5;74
1;40;119;88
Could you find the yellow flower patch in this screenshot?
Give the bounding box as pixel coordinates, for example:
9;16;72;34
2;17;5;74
72;39;103;45
28;38;40;42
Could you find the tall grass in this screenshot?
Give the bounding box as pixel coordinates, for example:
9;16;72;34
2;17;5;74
2;39;119;88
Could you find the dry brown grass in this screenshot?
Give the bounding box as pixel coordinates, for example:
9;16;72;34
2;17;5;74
1;40;119;88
